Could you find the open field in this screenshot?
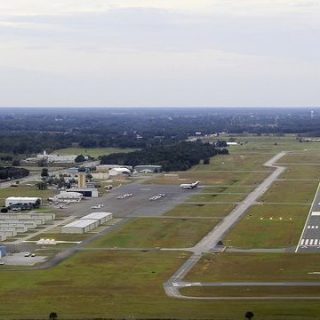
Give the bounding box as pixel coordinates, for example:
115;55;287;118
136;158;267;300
88;218;219;248
185;253;320;282
191;153;273;171
260;180;318;203
181;286;320;298
52;147;138;158
278;152;320;164
187;192;247;203
0;185;55;206
221;135;320;153
280;165;320;180
2;251;320;320
165;203;236;218
225;204;309;248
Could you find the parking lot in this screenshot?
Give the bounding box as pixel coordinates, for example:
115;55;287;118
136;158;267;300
1;252;47;266
60;182;200;218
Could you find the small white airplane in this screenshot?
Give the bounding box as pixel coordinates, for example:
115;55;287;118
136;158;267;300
91;204;104;209
180;181;200;189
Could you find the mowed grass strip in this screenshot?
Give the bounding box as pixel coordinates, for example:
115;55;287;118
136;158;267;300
187;192;247;203
181;286;320;298
278;152;320;164
280;165;320;180
185;253;320;282
88;218;219;248
191;153;273;171
259;180;318;203
225;204;308;248
165;203;235;218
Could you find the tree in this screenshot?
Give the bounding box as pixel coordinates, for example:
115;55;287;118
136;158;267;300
245;311;254;320
37;181;48;190
12;159;20;166
41;168;49;177
75;154;86;163
203;158;210;165
49;312;58;320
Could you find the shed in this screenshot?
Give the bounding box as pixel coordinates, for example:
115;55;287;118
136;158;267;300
81;212;112;225
61;219;97;234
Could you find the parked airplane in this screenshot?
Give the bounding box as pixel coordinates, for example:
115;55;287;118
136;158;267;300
180;181;199;189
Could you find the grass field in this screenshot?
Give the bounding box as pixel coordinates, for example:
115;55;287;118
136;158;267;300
225;204;309;248
187;192;247;202
52;147;138;158
2;251;320;319
181;286;320;297
185;253;320;282
191;153;273;171
165;203;236;218
280;164;320;180
88;218;219;248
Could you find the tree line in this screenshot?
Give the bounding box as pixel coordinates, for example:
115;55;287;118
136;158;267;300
100;141;228;171
0;167;29;180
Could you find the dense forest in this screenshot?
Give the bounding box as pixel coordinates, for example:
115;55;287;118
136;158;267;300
0;108;319;156
100;141;228;171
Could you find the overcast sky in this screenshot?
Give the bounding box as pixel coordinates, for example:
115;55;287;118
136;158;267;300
0;0;319;108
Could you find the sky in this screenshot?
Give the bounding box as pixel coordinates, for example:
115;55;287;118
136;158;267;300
0;0;319;108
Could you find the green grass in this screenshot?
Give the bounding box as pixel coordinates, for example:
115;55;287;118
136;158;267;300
191;152;273;171
280;165;320;180
181;286;320;298
278;152;320;164
185;253;320;282
52;147;138;158
187;192;247;202
88;218;219;248
2;250;320;319
225;204;308;248
165;203;236;218
260;180;318;203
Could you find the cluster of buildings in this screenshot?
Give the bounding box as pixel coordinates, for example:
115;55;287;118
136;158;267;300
24;151;80;164
0;209;55;241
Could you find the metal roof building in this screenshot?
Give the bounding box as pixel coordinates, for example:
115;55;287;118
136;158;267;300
5;197;42;208
80;212;112;225
61;219;98;234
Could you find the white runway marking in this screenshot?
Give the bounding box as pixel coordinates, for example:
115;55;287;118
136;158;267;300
310;239;314;245
305;239;310;245
301;239;305;245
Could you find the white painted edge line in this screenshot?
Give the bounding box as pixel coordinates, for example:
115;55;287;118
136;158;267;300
296;182;320;253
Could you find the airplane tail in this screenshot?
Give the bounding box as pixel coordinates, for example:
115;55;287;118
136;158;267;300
191;181;200;188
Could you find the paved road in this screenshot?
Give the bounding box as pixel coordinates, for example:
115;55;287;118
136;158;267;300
164;152;290;299
296;182;320;253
